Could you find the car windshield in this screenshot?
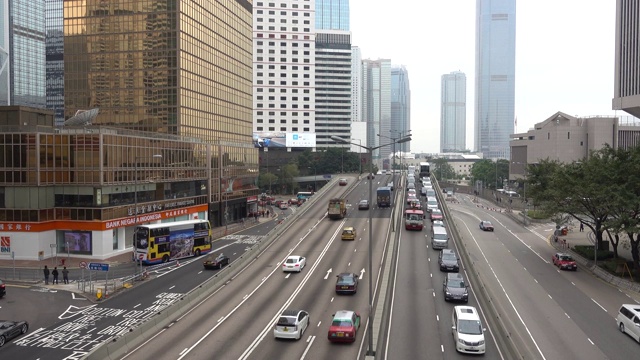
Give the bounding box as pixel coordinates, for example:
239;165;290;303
447;280;465;288
332;319;353;327
458;320;483;335
408;214;422;221
560;255;573;261
433;210;442;215
442;253;456;261
286;258;297;264
337;275;355;285
483;222;492;226
277;316;296;326
428;200;437;206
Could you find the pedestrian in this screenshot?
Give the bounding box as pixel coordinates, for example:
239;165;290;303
580;223;584;232
267;210;270;217
52;267;59;284
43;265;50;285
62;266;69;284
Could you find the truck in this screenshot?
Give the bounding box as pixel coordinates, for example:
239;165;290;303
377;186;392;208
328;198;347;219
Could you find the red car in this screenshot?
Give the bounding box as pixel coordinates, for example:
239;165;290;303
339;178;348;186
430;209;444;221
552;253;577;271
328;310;361;343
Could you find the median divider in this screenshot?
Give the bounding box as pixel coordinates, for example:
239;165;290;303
85;178;339;359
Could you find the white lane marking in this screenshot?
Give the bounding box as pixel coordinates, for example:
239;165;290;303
179;348;188;356
587;338;594;345
169;285;175;290
300;335;316;360
133;304;141;308
324;268;333;280
591;298;607;312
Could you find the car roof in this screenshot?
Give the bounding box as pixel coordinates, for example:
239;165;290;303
287;255;302;260
442;249;455;255
454;306;480;320
338;272;356;277
446;273;464;281
343;226;354;231
359;199;368;203
281;309;303;317
333;310;355;319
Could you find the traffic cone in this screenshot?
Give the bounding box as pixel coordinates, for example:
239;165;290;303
176;259;180;267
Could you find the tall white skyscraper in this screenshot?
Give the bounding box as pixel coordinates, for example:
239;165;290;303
391;65;411;153
362;59;391;161
441;71;466;152
474;0;516;159
613;0;640;117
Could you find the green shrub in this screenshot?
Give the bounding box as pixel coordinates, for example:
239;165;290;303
573;245;614;260
527;209;551;220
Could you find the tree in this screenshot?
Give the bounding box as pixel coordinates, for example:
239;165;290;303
431;158;455;181
258;172;278;192
470;159;495;189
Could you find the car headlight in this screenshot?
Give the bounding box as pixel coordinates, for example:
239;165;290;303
458;339;466;344
445;291;451;295
479;340;485;345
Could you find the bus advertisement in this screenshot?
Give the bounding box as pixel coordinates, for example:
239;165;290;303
377;186;392;208
419;162;430;178
405;209;425;230
134;219;212;264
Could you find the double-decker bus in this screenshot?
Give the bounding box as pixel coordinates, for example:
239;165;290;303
405;209;425;230
134;219;212;264
419;162;430;178
377;186;392;208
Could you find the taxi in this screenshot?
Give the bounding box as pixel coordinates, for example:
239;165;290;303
341;227;356;240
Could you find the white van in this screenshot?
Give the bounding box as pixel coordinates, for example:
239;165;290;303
617;304;640;342
426;196;438;213
432;226;449;249
452;306;486;354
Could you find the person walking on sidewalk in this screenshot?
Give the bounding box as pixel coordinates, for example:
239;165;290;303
43;265;50;285
62;266;69;284
52;267;59;284
580;222;584;232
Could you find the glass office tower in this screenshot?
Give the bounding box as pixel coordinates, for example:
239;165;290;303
316;0;350;31
441;71;466;153
391;66;411;153
46;0;65;126
474;0;516;159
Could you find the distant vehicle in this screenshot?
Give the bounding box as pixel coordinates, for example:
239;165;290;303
335;273;359;294
405;209;425;231
376;171;383;175
377;187;392;208
135;219;212;265
203;253;230;270
552;253;577;271
274;309;310;340
419;162;430;178
407;183;416;190
328;310;361;343
406;194;418;205
0;279;5;298
328;198;347;219
341;227;356;241
288;198;299;205
296;191;314;201
408;165;416;174
409;199;422;210
339;178;348;186
407;189;417;196
432;220;445;228
0;320;29;347
439;249;460;272
358;200;370;210
282;255;306;272
426;197;438;213
279;202;289;210
443;273;469;303
387;182;394;191
479;221;494;231
430;209;444;221
367;173;375;179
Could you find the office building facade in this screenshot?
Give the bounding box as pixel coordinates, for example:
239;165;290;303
351;46;363;123
45;0;65;126
362;59;391;162
441;71;466;153
474;0;516;159
316;0;349;30
0;1;257;261
612;0;640;117
391;65;411;153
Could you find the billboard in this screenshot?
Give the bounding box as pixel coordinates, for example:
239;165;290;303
286;132;316;148
253;132;286;148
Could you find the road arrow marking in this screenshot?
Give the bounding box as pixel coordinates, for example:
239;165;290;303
360;268;365;279
324;268;332;280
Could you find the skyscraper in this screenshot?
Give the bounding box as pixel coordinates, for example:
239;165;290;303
0;1;9;105
441;71;467;153
612;0;640;117
315;0;352;147
474;0;516;159
351;46;363;123
391;66;411;153
45;0;64;126
4;0;47;108
362;59;391;161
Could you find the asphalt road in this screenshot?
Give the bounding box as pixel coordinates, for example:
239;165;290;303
449;193;640;360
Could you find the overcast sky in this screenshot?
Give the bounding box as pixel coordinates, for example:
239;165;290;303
350;0;621;154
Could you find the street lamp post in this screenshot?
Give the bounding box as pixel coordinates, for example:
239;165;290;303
377;131;411;194
308;166;317;192
134;154;162;276
353;139;363;175
331;134;411;357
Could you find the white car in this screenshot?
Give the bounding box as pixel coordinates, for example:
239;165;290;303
432;220;445;228
274;309;310;340
282;255;306;272
452;306;486;354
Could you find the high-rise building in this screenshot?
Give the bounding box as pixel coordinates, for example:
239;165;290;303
4;0;47;108
474;0;516;159
315;0;352;147
441;71;467;153
253;0;316;142
391;66;411;153
351;46;363;124
0;2;9;105
45;0;64;126
612;0;640;117
362;59;391;161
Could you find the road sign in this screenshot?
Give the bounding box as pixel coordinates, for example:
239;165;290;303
88;262;109;271
79;261;87;269
138;254;144;260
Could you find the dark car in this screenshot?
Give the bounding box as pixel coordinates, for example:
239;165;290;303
203;253;230;270
552;253;578;271
479;221;494;231
439;249;460;272
358;200;370;210
0;279;5;298
335;273;359;294
367;173;375;179
0;320;29;347
443;273;469;302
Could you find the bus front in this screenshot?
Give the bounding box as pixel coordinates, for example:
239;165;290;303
405;210;424;230
134;226;151;264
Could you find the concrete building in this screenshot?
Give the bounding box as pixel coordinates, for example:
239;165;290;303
441;71;466;153
351;46;363;123
391;66;411;153
474;0;516;159
509;111;640;180
0;1;257;261
362;59;391;163
612;0;640;118
315;0;352;147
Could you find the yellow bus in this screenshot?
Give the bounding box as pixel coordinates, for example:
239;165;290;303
134;219;212;264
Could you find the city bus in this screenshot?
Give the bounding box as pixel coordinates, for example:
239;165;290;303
296;191;314;201
405;209;425;231
134;219;212;265
419;162;430;178
377;186;392;208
